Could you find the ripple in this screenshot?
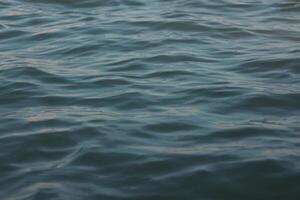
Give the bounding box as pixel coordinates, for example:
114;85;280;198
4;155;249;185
233;57;300;75
144;122;200;133
232;93;300;113
0;29;29;40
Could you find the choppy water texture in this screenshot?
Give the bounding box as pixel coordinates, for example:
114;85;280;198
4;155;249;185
1;0;300;199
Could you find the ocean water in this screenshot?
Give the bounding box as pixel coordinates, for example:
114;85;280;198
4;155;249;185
1;0;300;199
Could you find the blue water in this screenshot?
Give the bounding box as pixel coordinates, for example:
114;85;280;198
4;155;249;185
1;0;300;199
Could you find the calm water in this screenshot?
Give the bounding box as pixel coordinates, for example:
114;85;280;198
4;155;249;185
1;0;300;199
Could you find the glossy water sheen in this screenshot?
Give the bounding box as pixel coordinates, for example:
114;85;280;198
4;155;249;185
1;0;300;199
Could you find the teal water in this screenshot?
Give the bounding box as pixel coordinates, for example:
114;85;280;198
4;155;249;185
1;0;300;199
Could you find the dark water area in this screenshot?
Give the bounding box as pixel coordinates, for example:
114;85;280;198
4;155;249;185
1;0;300;199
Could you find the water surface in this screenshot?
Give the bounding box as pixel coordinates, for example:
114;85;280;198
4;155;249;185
1;0;300;199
